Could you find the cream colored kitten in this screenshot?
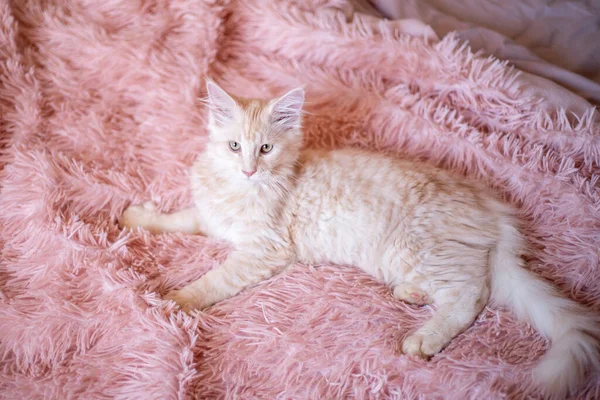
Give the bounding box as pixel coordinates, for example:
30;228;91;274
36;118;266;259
119;82;599;397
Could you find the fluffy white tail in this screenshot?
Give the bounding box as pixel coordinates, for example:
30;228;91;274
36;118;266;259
490;217;600;398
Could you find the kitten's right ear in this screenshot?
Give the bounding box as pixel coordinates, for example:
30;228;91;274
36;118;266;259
206;81;237;126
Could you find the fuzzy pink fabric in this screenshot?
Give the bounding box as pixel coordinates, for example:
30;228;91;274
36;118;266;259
1;1;599;399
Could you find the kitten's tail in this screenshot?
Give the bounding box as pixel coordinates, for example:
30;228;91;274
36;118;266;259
490;214;600;398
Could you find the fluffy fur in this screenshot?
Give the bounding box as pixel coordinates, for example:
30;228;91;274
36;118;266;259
1;0;600;399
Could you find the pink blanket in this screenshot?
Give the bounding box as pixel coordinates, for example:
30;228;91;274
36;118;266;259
1;0;599;398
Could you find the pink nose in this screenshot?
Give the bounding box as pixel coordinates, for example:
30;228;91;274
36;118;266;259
242;169;257;177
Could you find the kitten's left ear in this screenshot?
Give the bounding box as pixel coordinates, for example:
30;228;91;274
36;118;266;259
269;87;305;131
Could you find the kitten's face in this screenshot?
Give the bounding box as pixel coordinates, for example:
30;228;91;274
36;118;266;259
205;82;304;186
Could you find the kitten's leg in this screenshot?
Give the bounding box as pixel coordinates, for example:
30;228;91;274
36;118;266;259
393;283;431;306
163;247;292;312
119;202;202;234
401;284;489;357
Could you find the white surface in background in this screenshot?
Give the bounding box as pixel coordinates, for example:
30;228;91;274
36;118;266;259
370;0;600;105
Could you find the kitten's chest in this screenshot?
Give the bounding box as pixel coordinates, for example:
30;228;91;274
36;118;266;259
198;197;254;240
193;184;281;244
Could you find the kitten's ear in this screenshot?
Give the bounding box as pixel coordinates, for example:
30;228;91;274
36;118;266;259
206;81;237;126
270;87;305;131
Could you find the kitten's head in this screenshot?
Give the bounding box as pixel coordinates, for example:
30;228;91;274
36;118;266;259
204;81;305;186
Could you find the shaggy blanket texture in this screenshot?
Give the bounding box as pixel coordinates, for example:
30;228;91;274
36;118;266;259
1;0;599;399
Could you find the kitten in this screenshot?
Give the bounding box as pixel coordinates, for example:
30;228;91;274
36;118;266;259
119;81;599;397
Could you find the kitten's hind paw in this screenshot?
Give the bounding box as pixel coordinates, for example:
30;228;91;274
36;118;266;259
393;283;431;306
401;333;445;358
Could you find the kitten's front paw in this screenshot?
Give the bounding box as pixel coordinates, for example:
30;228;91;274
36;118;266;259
118;201;158;230
163;287;202;313
401;333;445;358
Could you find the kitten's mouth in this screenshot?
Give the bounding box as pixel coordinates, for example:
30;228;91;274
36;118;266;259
244;172;265;182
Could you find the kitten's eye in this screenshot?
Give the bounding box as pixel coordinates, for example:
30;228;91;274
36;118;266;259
229;141;241;152
261;144;273;154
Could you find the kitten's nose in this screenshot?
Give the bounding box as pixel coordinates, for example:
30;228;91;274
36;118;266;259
242;169;257;177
